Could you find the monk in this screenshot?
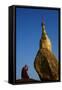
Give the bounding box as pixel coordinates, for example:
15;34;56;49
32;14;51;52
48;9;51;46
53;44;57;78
21;65;29;80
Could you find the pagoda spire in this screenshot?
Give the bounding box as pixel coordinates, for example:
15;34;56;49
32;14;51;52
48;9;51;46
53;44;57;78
41;17;46;39
40;17;52;51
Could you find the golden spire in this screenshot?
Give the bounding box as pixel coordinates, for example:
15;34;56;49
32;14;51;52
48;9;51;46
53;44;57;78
41;17;47;39
40;18;52;51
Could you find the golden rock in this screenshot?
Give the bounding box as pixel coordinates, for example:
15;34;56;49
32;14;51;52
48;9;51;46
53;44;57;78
34;19;59;81
34;49;59;80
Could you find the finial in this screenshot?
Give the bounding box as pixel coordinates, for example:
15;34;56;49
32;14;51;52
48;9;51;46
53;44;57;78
41;17;46;40
41;16;45;26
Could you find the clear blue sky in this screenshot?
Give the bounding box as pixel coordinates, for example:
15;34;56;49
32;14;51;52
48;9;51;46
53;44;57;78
16;7;59;80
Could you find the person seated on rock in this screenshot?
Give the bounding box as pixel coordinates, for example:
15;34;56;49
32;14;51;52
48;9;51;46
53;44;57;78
21;65;29;80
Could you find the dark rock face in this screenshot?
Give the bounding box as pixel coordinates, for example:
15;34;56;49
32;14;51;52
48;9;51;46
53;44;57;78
16;79;40;84
34;49;59;81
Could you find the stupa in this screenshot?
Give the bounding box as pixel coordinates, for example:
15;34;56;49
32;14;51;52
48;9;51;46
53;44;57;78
34;18;59;81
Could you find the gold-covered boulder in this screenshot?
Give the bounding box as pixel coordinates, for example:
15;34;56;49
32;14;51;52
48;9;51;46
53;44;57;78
34;49;59;81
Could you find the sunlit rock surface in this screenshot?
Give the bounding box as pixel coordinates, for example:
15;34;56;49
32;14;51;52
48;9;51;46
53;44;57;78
34;49;59;80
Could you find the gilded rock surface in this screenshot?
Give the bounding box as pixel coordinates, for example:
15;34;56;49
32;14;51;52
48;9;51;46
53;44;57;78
34;49;59;80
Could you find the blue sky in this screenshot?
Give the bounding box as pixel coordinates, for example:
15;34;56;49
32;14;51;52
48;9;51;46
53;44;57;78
16;7;59;80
